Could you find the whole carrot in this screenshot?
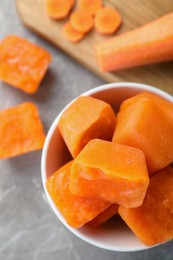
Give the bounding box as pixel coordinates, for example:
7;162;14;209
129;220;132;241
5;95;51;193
95;12;173;72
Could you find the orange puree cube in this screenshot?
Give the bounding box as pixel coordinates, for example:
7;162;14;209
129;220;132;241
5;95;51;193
0;102;45;159
113;95;173;174
70;139;149;208
88;204;119;227
46;161;110;228
0;35;51;93
120;92;173;120
119;167;173;246
58;96;116;158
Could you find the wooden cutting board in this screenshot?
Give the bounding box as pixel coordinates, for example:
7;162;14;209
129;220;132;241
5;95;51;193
16;0;173;94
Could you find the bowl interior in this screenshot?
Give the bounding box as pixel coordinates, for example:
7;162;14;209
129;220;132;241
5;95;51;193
41;82;173;252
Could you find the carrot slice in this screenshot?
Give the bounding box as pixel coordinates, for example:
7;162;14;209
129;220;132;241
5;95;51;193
45;0;72;19
62;22;85;43
95;12;173;72
95;6;122;35
46;161;110;228
88;204;119;227
0;35;51;94
119;167;173;246
0;102;45;159
78;0;103;16
70;10;94;33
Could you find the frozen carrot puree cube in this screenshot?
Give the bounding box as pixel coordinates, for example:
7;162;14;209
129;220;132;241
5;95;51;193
0;102;45;159
88;204;119;227
46;161;110;228
58;96;116;158
0;35;51;94
70;139;149;208
119;167;173;246
120;92;173;121
113;96;173;174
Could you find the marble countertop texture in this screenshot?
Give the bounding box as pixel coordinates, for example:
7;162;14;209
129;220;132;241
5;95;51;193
0;1;173;260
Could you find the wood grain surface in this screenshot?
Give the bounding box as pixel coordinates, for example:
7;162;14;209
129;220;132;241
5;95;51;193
16;0;173;94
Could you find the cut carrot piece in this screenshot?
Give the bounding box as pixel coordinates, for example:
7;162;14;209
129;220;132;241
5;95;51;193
95;12;173;71
70;139;149;208
0;102;45;159
88;204;119;227
0;35;51;94
94;6;122;35
70;10;94;33
119;167;173;246
113;95;173;174
58;96;116;157
45;0;72;19
62;22;85;43
78;0;103;16
46;161;110;228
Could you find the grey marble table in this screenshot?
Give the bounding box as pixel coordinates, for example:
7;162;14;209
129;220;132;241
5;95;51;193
0;1;173;260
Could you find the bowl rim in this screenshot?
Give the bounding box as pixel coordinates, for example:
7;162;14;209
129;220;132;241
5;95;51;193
41;81;173;252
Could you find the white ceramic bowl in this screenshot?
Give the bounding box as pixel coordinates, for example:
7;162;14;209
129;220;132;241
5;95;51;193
41;82;173;252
